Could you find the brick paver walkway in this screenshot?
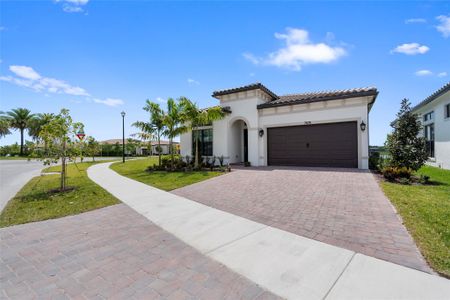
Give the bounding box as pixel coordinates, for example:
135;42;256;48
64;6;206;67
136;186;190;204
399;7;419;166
0;204;280;300
173;167;431;273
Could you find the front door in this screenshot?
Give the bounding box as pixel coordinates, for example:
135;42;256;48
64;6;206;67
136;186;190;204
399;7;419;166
243;129;248;162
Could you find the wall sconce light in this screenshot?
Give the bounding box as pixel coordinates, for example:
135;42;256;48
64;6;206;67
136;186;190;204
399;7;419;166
360;121;366;132
259;129;264;137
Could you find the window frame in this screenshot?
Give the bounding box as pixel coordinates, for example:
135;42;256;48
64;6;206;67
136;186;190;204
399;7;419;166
192;128;213;157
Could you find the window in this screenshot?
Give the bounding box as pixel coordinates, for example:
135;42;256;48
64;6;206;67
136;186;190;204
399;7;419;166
423;111;434;122
192;128;213;157
445;104;450;119
424;123;435;158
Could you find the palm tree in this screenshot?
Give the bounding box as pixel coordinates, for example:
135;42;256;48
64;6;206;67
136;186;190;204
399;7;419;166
163;98;186;170
2;108;35;155
132;100;166;166
0;114;11;138
29;113;54;140
179;97;225;168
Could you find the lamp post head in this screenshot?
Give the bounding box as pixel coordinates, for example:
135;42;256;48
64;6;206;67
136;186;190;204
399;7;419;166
121;111;126;118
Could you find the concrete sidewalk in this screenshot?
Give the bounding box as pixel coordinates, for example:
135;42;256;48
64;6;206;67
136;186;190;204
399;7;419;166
88;162;450;300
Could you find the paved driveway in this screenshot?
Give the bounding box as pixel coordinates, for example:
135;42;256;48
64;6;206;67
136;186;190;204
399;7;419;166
173;167;431;273
0;204;278;299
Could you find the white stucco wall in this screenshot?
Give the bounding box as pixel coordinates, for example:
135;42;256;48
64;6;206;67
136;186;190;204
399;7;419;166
180;89;373;169
414;91;450;169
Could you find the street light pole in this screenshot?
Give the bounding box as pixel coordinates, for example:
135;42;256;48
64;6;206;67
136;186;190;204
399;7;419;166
121;111;126;163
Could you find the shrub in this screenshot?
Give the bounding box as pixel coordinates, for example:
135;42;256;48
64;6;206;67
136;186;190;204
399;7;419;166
369;151;380;170
398;178;411;185
419;175;430;184
385;98;428;171
244;161;251;167
218;155;224;167
382;166;412;181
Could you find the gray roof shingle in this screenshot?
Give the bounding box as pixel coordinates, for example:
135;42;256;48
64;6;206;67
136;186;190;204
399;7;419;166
257;87;378;109
212;83;278;100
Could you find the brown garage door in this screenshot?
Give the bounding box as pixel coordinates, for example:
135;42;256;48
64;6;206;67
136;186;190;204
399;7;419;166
267;121;358;168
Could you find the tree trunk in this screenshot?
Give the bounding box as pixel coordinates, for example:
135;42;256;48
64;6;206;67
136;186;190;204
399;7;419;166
20;128;24;156
158;133;161;167
61;139;66;191
194;132;199;169
169;137;174;170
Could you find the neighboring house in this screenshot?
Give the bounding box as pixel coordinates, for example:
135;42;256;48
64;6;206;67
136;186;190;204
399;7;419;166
180;83;378;169
411;82;450;169
100;139;179;156
149;141;180;155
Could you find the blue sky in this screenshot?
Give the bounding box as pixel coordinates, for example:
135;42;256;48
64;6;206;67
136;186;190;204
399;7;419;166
1;1;449;146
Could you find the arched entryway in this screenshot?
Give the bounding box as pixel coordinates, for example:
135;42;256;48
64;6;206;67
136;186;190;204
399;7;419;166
228;119;248;164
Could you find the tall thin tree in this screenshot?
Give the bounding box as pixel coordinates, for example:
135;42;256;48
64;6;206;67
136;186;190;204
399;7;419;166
132;100;166;166
163;98;186;170
2;108;35;155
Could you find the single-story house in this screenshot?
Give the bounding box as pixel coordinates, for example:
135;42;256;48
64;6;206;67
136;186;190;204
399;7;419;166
180;83;378;169
149;140;180;155
411;82;450;169
100;139;179;156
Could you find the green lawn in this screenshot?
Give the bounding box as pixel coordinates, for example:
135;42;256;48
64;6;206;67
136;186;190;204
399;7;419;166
110;156;222;191
0;156;32;160
0;162;119;227
381;165;450;277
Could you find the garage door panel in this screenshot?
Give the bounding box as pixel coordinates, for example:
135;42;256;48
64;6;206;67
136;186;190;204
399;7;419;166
267;122;358;168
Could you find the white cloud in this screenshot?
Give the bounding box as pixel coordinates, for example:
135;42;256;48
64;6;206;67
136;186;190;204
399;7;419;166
436;15;450;37
413;70;448;77
55;0;89;13
93;98;124;107
242;53;260;65
1;64;125;107
187;78;200;85
405;18;426;24
391;43;429;55
63;6;83;13
10;65;41;80
1;65;89;96
415;70;433;76
156;97;166;103
243;28;346;71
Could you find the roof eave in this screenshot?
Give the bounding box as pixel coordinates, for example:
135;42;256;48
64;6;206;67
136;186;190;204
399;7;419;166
411;82;450;112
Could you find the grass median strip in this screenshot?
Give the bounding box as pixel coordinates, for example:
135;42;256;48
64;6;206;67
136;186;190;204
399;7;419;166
0;161;119;227
381;166;450;277
110;157;222;191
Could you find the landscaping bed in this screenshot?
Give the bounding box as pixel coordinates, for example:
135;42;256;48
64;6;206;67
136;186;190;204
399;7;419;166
110;156;223;191
381;166;450;277
0;161;119;227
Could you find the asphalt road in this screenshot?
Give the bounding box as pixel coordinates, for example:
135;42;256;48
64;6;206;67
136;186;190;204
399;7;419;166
0;160;45;212
0;157;123;212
